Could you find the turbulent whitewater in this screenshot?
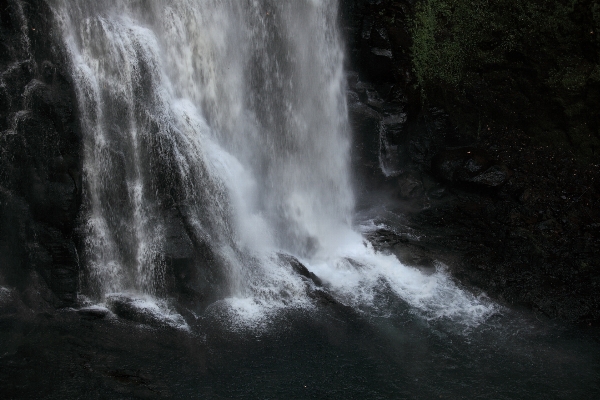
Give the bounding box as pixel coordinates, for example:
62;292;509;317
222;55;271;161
50;0;495;327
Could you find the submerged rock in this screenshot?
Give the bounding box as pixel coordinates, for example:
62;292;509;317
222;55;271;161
105;294;187;329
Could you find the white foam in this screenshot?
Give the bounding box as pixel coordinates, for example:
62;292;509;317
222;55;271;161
301;229;496;325
212;254;316;330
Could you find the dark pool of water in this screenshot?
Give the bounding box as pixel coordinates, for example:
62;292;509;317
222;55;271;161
1;299;598;399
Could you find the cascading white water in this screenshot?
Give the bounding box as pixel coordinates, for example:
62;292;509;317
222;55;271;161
50;0;495;327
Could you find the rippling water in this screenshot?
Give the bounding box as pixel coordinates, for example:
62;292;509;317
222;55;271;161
0;301;598;399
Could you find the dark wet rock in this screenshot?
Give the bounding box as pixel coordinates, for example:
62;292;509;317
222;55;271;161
77;306;110;320
371;47;392;58
348;95;385;192
379;113;408;175
427;185;448;199
365;228;436;273
432;147;487;182
106;294;184;329
396;171;424;199
162;224;224;310
364;228;409;248
103;369;164;398
348;80;418;199
345;0;412;85
40;60;55;82
278;253;323;287
161;209;212;305
365;87;386;110
0;61;34;105
20;270;59;312
432;147;509;188
23;79;54;116
163;209;195;260
0;287;15;312
469;164;510;188
381;112;407;131
309;288;337;305
401;108;459;174
0;0;81;307
347;89;360;104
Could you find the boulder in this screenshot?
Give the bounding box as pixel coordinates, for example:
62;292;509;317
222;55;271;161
106;294;186;329
77;305;110;320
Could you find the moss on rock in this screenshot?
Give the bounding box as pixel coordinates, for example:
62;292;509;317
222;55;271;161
411;0;600;160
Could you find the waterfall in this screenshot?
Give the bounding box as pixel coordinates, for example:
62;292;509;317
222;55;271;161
50;0;495;326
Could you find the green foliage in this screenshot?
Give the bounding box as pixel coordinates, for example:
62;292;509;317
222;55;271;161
411;0;491;91
411;0;599;91
410;0;600;159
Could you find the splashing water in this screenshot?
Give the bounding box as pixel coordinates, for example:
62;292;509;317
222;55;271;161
50;0;496;327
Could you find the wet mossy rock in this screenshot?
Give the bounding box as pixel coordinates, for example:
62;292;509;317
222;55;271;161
410;0;600;160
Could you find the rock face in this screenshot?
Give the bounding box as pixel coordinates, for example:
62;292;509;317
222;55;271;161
0;0;81;306
344;0;600;324
343;0;418;201
432;147;510;188
0;1;226;310
344;1;459;205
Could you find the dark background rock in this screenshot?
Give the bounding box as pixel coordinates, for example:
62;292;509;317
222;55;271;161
0;0;82;307
431;147;510;188
344;0;600;325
